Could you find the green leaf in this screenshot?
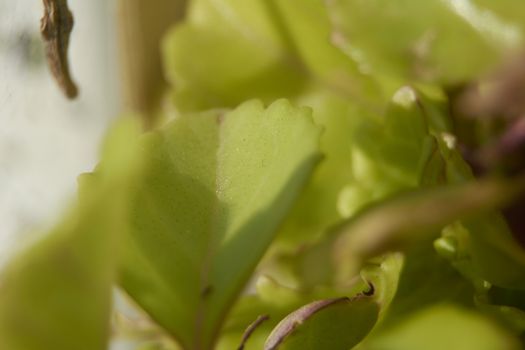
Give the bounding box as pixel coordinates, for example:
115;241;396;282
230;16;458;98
275;86;438;272
162;0;382;112
336;86;446;220
325;0;521;85
468;0;525;38
136;341;181;350
275;91;371;248
332;85;525;285
367;304;521;350
359;254;404;318
216;272;373;350
373;245;474;333
0;119;142;350
216;278;304;350
476;287;525;334
264;296;379;350
119;99;321;350
354;247;477;350
354;87;434;186
334;179;521;281
435;140;525;289
215;254;398;350
457;217;525;289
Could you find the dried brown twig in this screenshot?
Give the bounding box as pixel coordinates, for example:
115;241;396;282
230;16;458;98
40;0;78;99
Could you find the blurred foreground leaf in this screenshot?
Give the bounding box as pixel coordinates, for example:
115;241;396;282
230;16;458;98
366;304;521;350
0;120;142;350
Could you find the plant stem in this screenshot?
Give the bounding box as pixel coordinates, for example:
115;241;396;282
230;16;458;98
117;0;187;128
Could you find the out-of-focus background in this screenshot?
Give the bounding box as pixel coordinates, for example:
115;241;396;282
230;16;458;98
0;2;182;348
0;0;119;264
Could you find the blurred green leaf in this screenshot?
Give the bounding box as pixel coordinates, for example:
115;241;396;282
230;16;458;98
345;87;435;201
334;179;520;280
458;216;525;289
162;0;382;112
273;86;439;283
366;304;521;350
471;0;525;35
335;86;455;222
435;140;525;289
118;99;321;349
476;288;525;334
325;0;522;85
0;119;142;350
275;91;370;248
374;245;474;332
332;85;525;289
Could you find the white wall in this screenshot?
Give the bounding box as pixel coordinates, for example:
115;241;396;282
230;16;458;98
0;0;120;263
